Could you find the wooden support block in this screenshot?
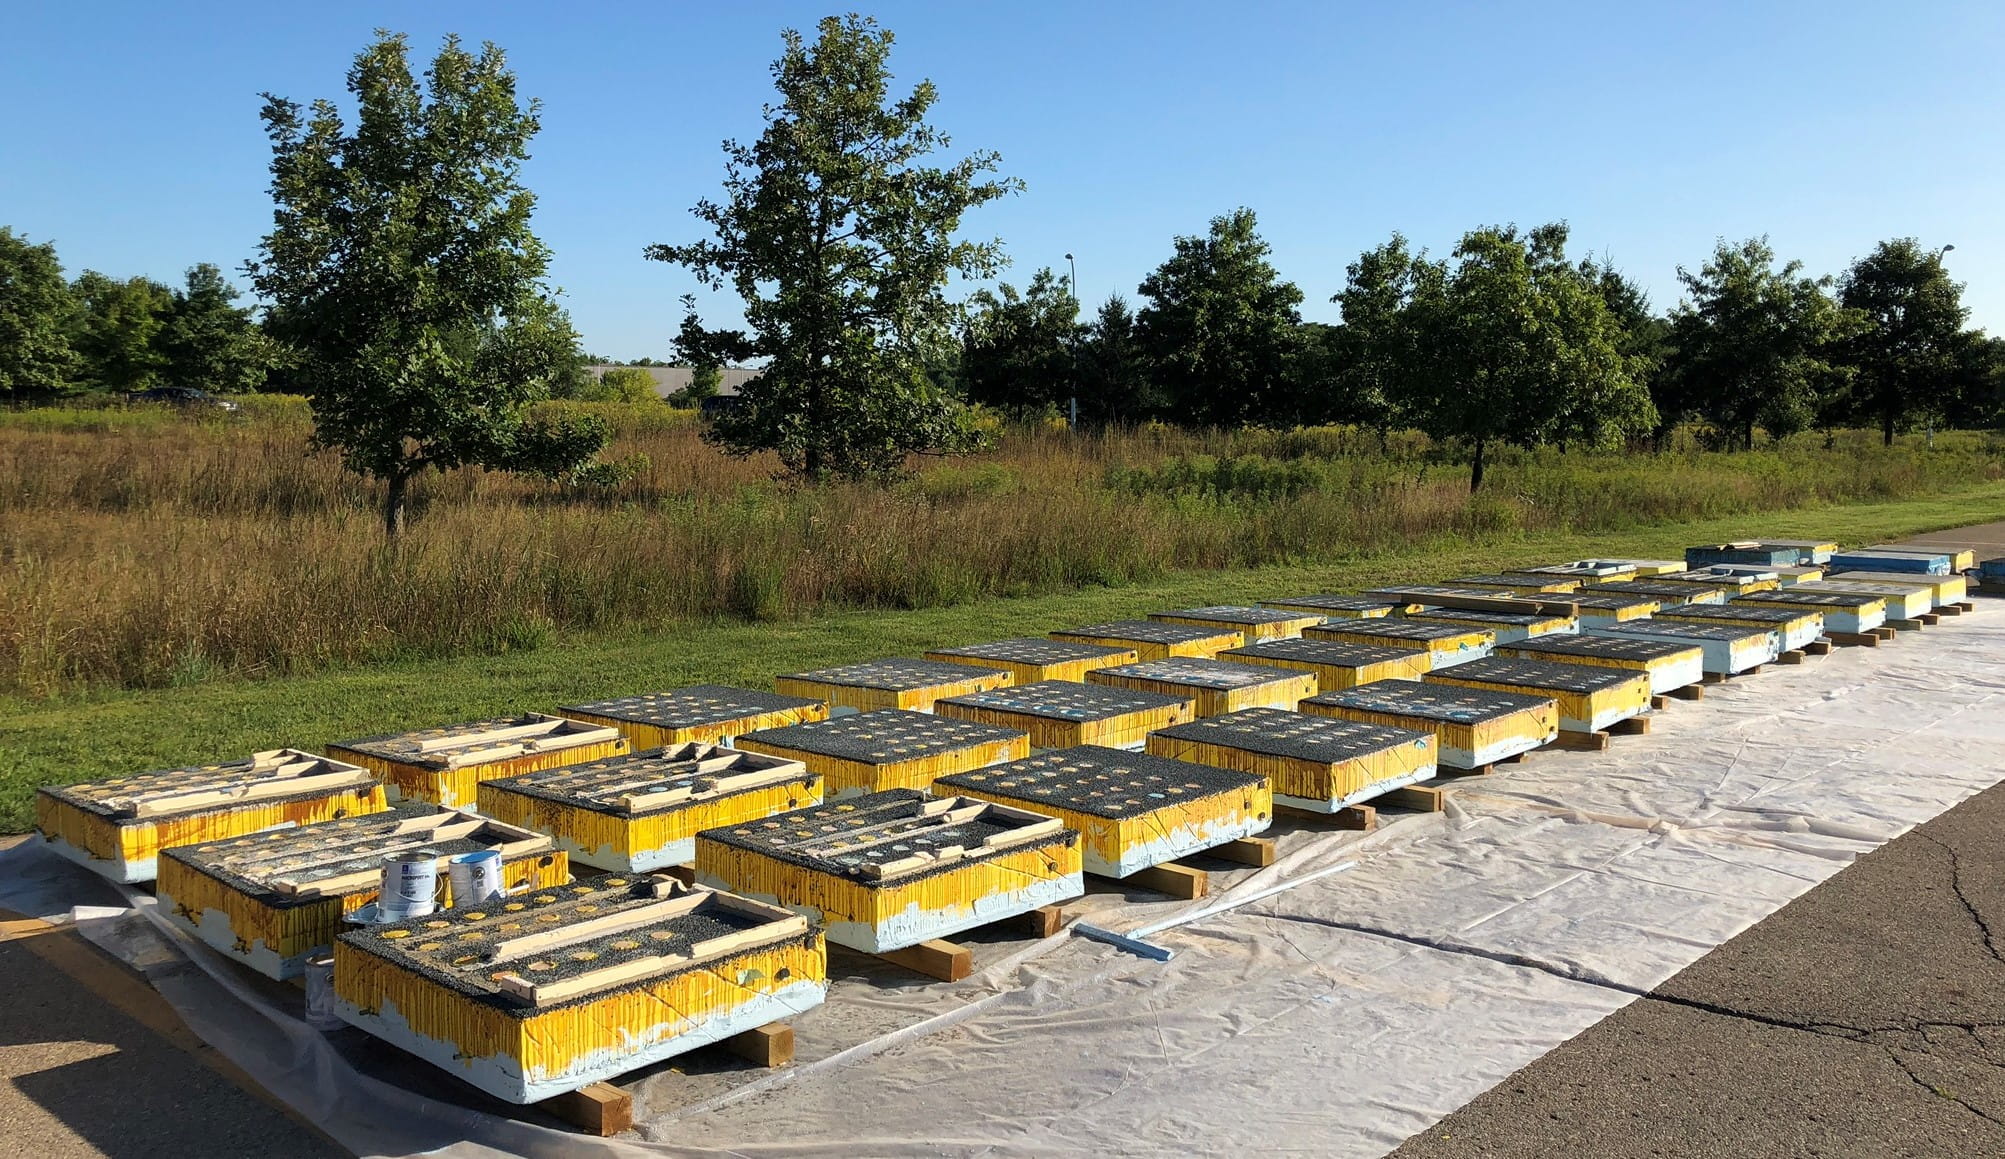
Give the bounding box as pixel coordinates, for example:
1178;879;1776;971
1119;861;1209;899
1804;640;1834;655
1381;785;1446;813
722;1022;794;1068
1333;803;1379;831
1547;729;1612;752
1608;716;1652;736
878;939;973;982
1650;694;1671;711
1739;664;1764;676
661;864;695;885
1955;600;1978;611
1015;904;1067;938
1777;650;1806;665
1499;753;1528;765
1666;684;1706;700
1918;612;1942;625
1701;672;1727;684
1873;626;1899;640
1935;604;1963;617
541;1082;633;1137
1829;631;1880;647
1888;618;1924;632
1207;836;1277;867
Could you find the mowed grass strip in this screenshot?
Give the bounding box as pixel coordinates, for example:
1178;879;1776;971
4;485;2000;833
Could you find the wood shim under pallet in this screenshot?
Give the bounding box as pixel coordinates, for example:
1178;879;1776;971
870;905;1068;981
537;1023;796;1136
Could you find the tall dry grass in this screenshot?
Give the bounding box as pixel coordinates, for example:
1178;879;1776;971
1;399;1997;698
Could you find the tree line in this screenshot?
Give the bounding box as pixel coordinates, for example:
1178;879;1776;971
3;16;1999;537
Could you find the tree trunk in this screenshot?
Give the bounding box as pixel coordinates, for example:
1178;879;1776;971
1743;421;1754;452
383;471;411;539
1882;413;1896;447
1469;439;1486;493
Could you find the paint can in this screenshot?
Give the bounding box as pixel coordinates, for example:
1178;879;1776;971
304;953;343;1029
447;849;506;905
377;851;439;920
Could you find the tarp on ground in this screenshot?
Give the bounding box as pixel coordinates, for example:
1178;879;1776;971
3;604;2002;1158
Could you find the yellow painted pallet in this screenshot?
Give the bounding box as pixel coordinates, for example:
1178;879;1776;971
1400;608;1579;644
156;805;564;980
478;742;821;872
1300;683;1558;769
1578;580;1727;606
1652;570;1781;596
694;789;1083;953
334;877;826;1103
1148;606;1325;642
1148;707;1435;812
1827;571;1968;606
1306;618;1498;667
733;709;1029;797
1495;635;1706;695
1221;637;1432;688
935;680;1195;750
774;658;1012;713
1445;574;1584;594
561;685;827;748
1794;580;1932;619
936;747;1269;878
1424;657;1650;733
1049;620;1244;661
923;638;1139;684
35;749;388;884
1087;657;1318;717
1258;594;1398;619
328;714;628;809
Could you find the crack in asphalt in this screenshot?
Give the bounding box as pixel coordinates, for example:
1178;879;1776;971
1916;831;2005;966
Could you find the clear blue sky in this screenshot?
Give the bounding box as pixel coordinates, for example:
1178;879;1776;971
4;1;2000;360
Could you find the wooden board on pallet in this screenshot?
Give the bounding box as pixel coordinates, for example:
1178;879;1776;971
870;905;1068;981
535;1020;796;1135
1828;631;1880;647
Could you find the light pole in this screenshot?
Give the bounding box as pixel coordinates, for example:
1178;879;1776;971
1065;252;1079;429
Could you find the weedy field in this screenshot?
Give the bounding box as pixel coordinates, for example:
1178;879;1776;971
3;397;2000;705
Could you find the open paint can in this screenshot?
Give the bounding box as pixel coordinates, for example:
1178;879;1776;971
377;851;439;920
447;849;506;905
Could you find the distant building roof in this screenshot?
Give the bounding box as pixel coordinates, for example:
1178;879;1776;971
584;365;761;400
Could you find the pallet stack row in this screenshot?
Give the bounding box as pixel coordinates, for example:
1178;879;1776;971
28;535;1992;1132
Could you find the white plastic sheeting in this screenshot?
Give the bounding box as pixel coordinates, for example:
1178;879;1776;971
3;603;2002;1158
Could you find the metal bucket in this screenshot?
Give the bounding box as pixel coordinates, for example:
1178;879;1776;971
377;851;439;920
447;849;506;905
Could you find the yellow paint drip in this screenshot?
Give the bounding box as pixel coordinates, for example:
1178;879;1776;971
330;742;629;809
1227;649;1430;689
476;777;823;867
1426;672;1649;730
773;671;1011;713
1299;698;1556;758
1146;733;1430;805
564;706;826;749
695;839;1080;935
946;780;1270;874
732;734;1029;797
35;786;388;870
1051;630;1243;661
922;652;1137;685
935;699;1195;750
334;932;824;1090
161;850;565;971
1090;668;1318;717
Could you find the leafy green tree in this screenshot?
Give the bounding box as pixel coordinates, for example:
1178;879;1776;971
1344;223;1650;489
585;365;661;403
247;32;610;537
1838;239;1969;445
70;270;173;392
1947;334;2005;429
666;362;722;408
1331;234;1429;431
1661;238;1857;450
0;227;78;397
648;15;1017;478
1135;208;1304;427
157;263;270;393
1076;294;1154;427
1580;257;1671;442
960;266;1081;415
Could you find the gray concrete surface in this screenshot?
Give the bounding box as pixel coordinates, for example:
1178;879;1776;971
1392;776;2005;1159
0;910;346;1159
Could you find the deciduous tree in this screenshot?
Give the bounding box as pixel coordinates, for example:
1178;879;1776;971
1661;238;1857;450
1839;238;1969;445
1076;294;1154;427
648;14;1018;478
248;32;609;537
1135;208;1304;427
158;263;271;393
960;266;1080;416
69;270;172;393
0;227;78;397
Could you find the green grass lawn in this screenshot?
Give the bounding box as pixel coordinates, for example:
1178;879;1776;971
5;482;2001;833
